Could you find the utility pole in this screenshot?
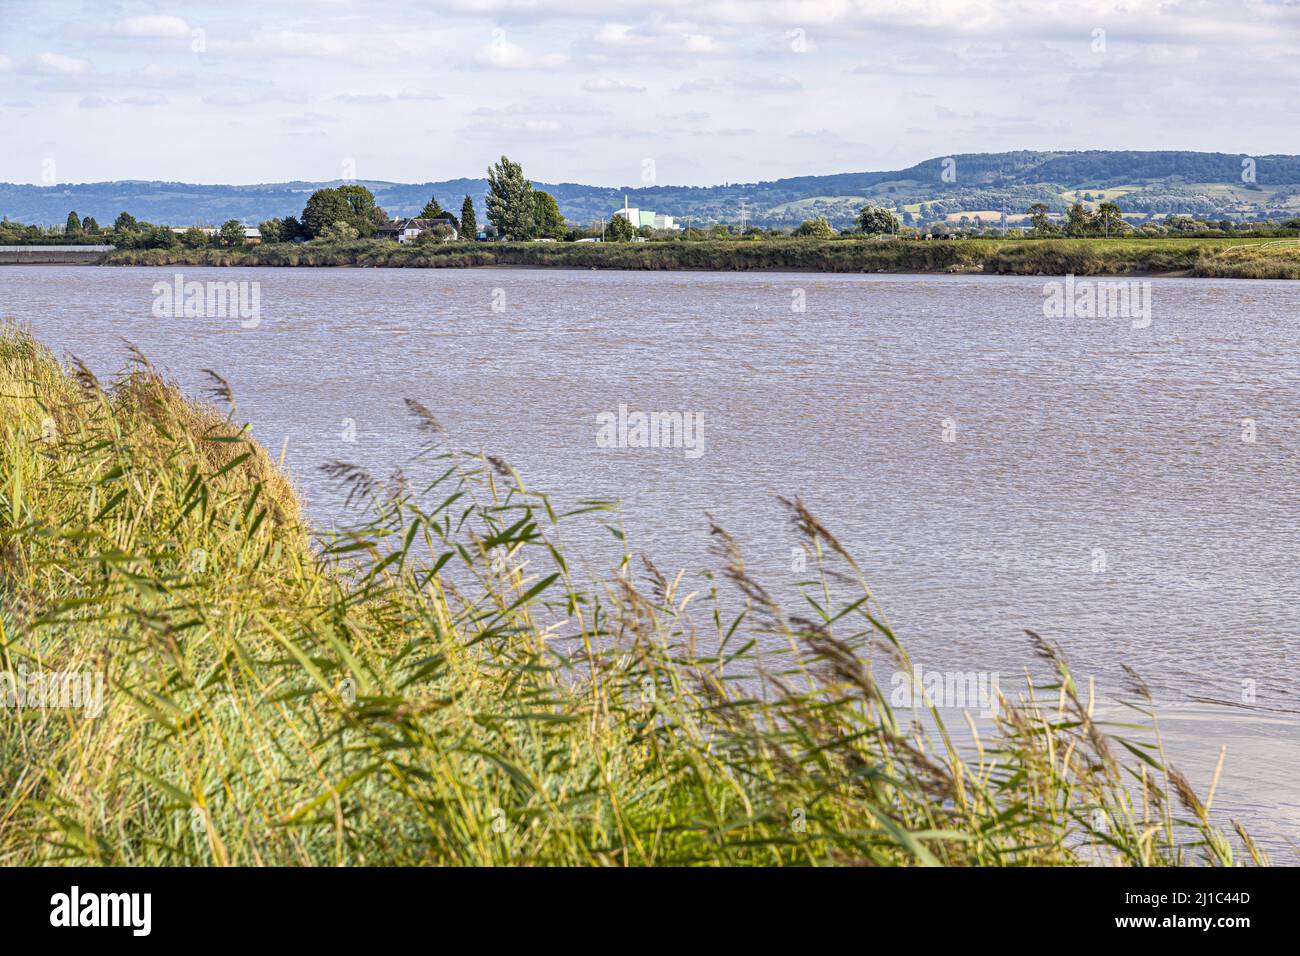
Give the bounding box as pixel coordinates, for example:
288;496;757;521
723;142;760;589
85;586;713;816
738;201;749;232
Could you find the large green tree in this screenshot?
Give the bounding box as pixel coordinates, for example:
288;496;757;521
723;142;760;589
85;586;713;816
336;184;386;237
486;156;536;240
460;196;477;238
64;211;81;235
857;205;899;235
419;195;444;219
218;220;246;247
1065;202;1093;237
1095;201;1124;237
180;227;210;249
793;216;835;239
532;191;566;240
301;189;354;239
605;214;635;242
1027;203;1053;236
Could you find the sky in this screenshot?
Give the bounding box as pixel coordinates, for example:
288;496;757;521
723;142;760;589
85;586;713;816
1;0;1298;188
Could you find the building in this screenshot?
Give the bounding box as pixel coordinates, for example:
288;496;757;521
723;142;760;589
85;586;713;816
612;196;641;229
376;216;459;243
612;196;680;232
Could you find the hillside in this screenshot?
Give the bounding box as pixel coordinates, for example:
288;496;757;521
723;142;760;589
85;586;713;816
3;150;1300;229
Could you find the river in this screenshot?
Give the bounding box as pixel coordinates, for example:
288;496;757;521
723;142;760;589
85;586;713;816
2;264;1297;852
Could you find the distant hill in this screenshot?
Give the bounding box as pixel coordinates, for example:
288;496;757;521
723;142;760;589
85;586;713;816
4;151;1299;229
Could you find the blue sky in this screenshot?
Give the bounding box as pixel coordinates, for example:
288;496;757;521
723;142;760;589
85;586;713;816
1;0;1297;187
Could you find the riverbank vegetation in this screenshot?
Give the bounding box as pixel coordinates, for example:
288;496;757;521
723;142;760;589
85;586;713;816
101;235;1300;277
0;326;1269;866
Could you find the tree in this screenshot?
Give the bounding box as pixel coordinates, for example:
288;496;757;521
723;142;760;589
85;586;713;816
301;189;354;239
64;211;82;235
82;216;99;234
415;222;455;244
532;191;566;240
151;225;179;249
419;195;444;219
180;227;210;249
460;196;477;238
1095;201;1124;237
605;214;635;241
1027;203;1053;236
858;205;899;235
281;216;305;242
258;219;284;244
319;220;360;243
793;216;836;239
486;155;536;240
1065;202;1093;237
113;211;138;234
218;220;246;247
336;184;386;237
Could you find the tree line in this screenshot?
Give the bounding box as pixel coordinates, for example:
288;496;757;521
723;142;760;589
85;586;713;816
5;156;1300;248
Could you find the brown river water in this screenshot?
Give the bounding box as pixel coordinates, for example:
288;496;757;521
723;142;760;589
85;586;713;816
2;265;1297;852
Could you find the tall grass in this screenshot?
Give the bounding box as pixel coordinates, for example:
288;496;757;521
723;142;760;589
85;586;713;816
0;326;1269;866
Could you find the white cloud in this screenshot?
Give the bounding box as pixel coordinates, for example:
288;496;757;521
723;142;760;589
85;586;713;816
676;77;724;94
458;116;568;141
201;90;308;107
473;39;568;69
246;31;355;58
112;16;190;38
120;94;169;107
677;74;800;93
335;89;444;104
581;77;646;93
79;93;169;108
216;30;431;65
29;52;91;75
734;73;801;91
589;21;723;57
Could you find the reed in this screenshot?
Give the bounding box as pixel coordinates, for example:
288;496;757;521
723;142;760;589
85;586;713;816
0;326;1268;866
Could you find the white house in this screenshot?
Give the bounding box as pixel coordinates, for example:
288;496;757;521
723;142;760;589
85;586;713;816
377;217;459;243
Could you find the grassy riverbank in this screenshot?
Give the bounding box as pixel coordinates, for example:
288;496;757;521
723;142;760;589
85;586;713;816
100;236;1300;277
0;325;1270;866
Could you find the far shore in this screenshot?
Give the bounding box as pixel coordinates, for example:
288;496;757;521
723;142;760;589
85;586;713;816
7;236;1300;279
